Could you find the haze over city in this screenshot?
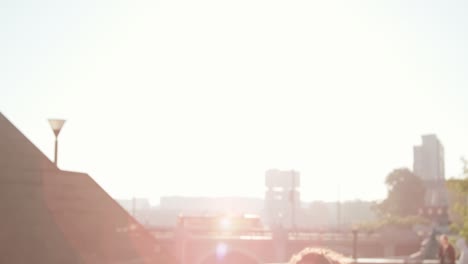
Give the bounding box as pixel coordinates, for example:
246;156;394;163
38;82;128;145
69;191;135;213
2;0;468;204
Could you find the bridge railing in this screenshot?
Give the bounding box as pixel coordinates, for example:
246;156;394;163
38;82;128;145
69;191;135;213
149;226;273;239
148;226;383;241
288;232;381;241
266;258;440;264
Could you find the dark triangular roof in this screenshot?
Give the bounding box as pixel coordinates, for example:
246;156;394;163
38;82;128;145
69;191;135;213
0;113;176;264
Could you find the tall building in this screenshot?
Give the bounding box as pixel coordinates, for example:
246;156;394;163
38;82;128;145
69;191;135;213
413;134;448;208
413;134;445;181
264;169;300;228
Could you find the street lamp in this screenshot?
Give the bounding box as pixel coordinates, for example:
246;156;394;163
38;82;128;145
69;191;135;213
352;228;358;259
48;119;66;167
290;170;296;232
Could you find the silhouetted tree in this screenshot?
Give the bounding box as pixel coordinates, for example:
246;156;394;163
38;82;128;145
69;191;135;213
376;168;426;217
446;157;468;241
461;156;468;178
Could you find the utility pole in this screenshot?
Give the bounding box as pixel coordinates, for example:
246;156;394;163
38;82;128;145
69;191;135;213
352;228;358;259
132;197;136;217
291;170;296;232
337;184;341;231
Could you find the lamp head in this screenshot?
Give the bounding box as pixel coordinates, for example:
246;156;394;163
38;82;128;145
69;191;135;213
48;119;66;137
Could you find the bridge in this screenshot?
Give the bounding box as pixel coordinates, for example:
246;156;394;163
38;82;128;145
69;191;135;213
149;226;423;264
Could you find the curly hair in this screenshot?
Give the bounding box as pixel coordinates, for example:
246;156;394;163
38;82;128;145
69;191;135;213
288;248;349;264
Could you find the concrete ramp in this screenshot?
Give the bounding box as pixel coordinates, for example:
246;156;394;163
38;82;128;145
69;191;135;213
0;113;175;264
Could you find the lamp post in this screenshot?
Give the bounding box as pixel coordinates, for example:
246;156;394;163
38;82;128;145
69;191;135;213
48;119;66;167
337;183;341;231
352;228;358;259
290;170;296;232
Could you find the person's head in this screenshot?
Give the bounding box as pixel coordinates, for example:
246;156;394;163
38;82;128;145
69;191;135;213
440;235;449;247
289;248;346;264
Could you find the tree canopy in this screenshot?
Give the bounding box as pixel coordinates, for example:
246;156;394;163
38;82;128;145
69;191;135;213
376;168;426;217
446;158;468;241
355;215;429;232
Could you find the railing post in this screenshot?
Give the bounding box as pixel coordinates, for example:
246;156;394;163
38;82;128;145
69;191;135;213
272;225;288;262
352;229;358;259
175;219;187;264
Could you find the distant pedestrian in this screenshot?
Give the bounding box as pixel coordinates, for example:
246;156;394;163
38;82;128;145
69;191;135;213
456;238;468;264
439;235;456;264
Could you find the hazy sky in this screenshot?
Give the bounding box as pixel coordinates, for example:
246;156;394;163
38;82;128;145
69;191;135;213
2;0;468;204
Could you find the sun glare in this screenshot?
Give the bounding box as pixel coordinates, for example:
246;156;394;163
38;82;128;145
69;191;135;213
216;243;228;259
220;217;232;230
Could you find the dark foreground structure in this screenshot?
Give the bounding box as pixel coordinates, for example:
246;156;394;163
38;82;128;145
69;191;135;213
0;113;175;263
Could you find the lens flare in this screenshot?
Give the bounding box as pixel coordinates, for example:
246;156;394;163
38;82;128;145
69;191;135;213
216;243;228;259
220;217;231;230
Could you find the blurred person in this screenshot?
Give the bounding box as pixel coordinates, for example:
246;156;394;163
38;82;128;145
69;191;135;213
439;235;456;264
289;248;347;264
456;237;468;264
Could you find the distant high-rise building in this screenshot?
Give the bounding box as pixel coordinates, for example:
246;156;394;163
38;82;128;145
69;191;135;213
413;134;448;208
413;134;445;181
264;169;300;228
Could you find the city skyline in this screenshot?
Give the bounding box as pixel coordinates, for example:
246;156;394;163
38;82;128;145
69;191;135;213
3;1;468;203
0;111;462;205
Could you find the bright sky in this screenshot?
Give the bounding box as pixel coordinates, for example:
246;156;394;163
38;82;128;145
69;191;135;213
2;0;468;204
